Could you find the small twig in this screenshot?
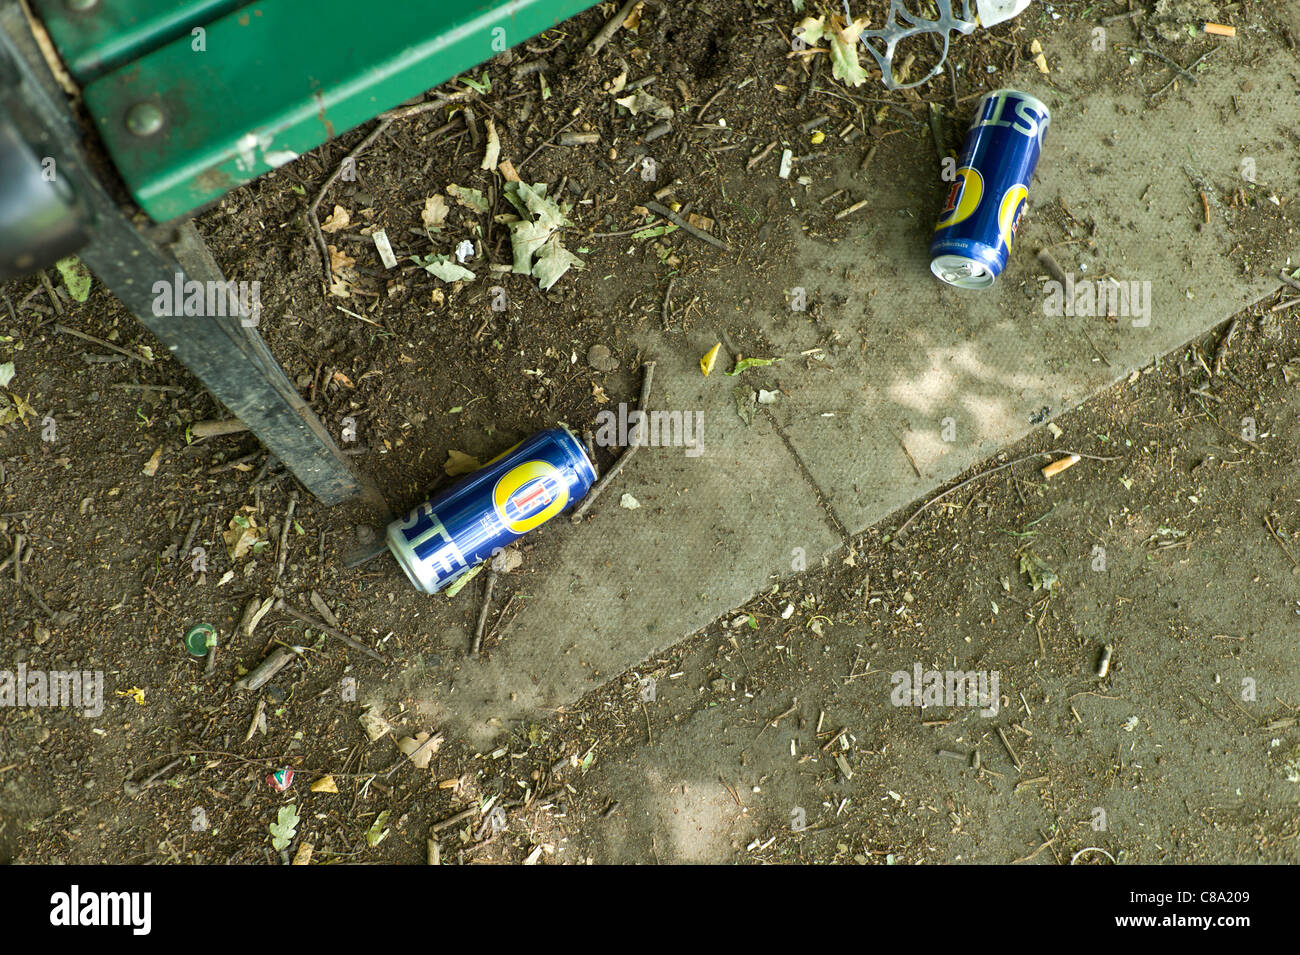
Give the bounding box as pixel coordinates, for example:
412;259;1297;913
8;534;22;585
123;757;186;798
1012;835;1057;864
1036;247;1070;285
177;517;201;568
834;198;870;221
643;201;730;251
430;807;478;833
308;112;462;284
309;118;394;284
571;361;656;521
1118;44;1200;84
308;591;341;630
274;598;384;662
518;114;581;171
38;270;65;316
385;731;445;778
275;491;299;587
894;431;922;478
1082;329;1113;367
54;324;151;365
190;418;249;440
469;569;499;658
747;140;778;170
233;646;300;692
584;0;641;57
1212;318;1239;378
696;85;727;123
244;698;267;742
1263;514;1299;569
996;726;1023;771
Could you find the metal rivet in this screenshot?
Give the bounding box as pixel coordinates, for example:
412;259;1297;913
66;0;99;12
125;102;164;136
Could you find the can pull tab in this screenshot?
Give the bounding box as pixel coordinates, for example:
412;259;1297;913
847;0;1034;90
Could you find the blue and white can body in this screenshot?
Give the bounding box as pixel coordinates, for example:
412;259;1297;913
386;426;596;593
930;88;1050;288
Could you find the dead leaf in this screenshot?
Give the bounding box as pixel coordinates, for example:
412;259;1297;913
592;383;609;403
222;507;264;561
142;447;163;477
359;708;392;742
421;196;449;230
444;449;481;476
614;89;673;119
321;205;351;233
291;842;313;865
687;213;715;233
329;245;356;273
481;117;501;171
331;370;355;389
396;732;444;769
623;1;645;30
310;775;338;793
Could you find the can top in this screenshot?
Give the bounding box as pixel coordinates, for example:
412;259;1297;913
931;254;996;289
982;87;1051;123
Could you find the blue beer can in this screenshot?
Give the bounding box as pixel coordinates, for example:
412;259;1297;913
386;426;596;594
930;89;1050;289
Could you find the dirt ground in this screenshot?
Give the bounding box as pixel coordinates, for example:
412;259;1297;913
1;0;1297;864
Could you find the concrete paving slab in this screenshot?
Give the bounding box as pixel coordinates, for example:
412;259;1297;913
764;20;1296;532
428;345;843;746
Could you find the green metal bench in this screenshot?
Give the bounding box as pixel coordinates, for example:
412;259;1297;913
1;0;600;503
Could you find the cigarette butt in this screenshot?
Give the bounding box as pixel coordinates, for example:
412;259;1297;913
1204;22;1235;37
497;158;520;182
1096;644;1113;679
1041;454;1081;479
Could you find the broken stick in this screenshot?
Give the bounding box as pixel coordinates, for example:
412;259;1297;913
571;360;656;521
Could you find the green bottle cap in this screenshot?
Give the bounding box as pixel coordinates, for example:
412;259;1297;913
184;623;217;657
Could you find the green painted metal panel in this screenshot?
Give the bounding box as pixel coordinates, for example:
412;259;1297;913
32;0;247;82
80;0;599;221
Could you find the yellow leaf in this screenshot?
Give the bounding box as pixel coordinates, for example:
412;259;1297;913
117;687;146;705
291;842;313;865
700;343;721;376
310;775;338;793
810;130;825;145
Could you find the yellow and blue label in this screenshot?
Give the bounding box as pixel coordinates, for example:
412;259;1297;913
492;460;569;533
